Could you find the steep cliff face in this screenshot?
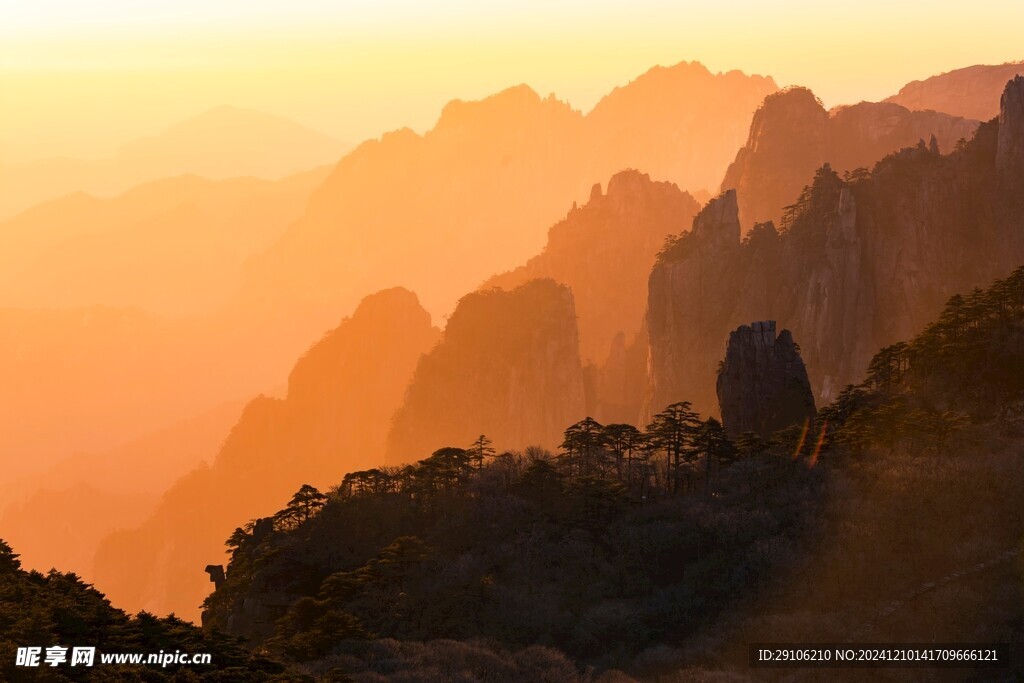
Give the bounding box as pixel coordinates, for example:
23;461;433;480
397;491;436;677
886;61;1024;121
386;279;585;462
92;288;439;622
721;88;830;230
646;190;744;417
715;321;815;437
721;88;979;227
648;77;1024;420
484;169;699;364
997;76;1024;189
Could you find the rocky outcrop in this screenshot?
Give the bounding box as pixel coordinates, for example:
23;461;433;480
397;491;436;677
92;288;439;622
721;87;979;227
646;190;745;417
484;169;699;364
997;76;1024;187
886;61;1024;121
386;279;585;462
647;77;1024;421
716;321;815;437
483;170;699;425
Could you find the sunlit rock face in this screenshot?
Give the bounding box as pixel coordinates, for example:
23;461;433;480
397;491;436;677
716;321;816;437
647;77;1024;420
386;279;586;463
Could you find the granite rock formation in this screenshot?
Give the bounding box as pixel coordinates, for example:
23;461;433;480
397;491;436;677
483;170;699;425
484;169;699;364
715;321;816;437
386;279;586;462
721;87;979;227
647;77;1024;420
997;76;1024;189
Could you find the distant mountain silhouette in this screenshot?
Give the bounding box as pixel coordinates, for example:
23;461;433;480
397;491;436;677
386;279;585;463
585;62;777;195
0;106;348;220
240;62;776;330
0;167;328;315
721;87;979;227
886;61;1024;120
0;399;245;583
92;288;439;621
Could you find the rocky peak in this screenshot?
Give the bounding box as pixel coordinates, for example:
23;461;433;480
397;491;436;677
386;279;586;462
692;189;741;249
286;287;436;405
997;76;1024;185
605;168;648;198
746;87;828;154
721;87;978;227
715;321;816;437
433;84;572;133
482;171;697;366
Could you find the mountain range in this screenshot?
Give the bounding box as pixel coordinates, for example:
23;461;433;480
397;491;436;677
3;59;1021;627
886;60;1024;120
0;106;349;221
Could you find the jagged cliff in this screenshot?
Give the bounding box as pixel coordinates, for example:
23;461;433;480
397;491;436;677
484;169;699;364
886;61;1024;121
998;76;1024;188
91;288;439;622
721;87;979;227
386;279;585;462
715;321;815;437
647;77;1024;420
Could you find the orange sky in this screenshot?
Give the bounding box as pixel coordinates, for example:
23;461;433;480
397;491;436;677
2;1;1023;162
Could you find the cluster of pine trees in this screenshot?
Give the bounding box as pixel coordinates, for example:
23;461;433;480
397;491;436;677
821;266;1024;453
341;404;742;508
202;396;832;669
0;540;289;681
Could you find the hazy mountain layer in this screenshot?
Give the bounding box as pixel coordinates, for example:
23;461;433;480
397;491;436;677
241;62;776;328
886;61;1024;120
92;288;439;621
0;399;245;586
0;167;328;316
0;106;348;220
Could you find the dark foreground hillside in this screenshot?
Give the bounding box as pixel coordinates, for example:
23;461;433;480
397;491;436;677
199;271;1024;681
0;539;290;681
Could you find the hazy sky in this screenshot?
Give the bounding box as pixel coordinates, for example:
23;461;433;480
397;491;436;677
2;0;1022;162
